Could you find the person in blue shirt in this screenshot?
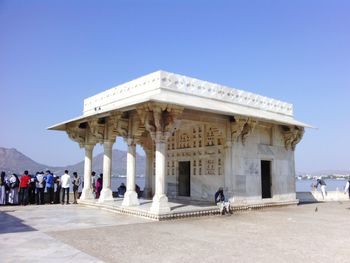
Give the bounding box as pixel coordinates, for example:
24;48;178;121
45;170;54;204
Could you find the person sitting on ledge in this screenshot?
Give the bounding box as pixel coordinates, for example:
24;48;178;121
117;183;126;197
214;187;232;215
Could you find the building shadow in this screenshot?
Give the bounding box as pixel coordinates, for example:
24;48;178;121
0;211;37;234
296;192;319;204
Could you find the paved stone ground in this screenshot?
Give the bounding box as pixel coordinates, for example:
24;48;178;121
1;201;350;263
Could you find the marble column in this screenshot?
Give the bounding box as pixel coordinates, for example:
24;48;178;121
99;140;114;203
80;144;95;200
150;135;170;213
122;139;140;206
143;149;153;198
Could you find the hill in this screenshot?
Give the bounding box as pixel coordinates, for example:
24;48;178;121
0;147;57;174
0;147;145;176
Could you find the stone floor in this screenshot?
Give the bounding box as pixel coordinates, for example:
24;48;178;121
1;201;350;263
78;197;298;220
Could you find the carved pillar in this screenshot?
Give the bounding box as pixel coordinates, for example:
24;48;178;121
122;139;140;206
137;103;184;214
150;133;170;213
80;144;95;200
98;140;114;202
143;148;154;198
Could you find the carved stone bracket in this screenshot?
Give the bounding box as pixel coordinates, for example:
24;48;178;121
139;133;154;152
66;126;86;148
137;103;184;143
88;119;105;144
230;117;257;145
281;126;304;151
241;119;257;145
107;112;128;140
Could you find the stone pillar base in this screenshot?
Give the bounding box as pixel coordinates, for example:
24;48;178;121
150;194;171;214
122;190;140;207
98;188;114;203
142;187;152;199
79;188;94;200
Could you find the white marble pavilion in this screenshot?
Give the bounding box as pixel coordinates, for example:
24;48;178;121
49;71;309;214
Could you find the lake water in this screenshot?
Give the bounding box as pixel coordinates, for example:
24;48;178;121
295;179;347;192
99;177;347;193
111;177;145;191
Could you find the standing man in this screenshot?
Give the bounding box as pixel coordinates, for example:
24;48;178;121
72;172;81;204
19;170;31;206
35;172;45;205
28;174;36;204
53;173;61;204
45;170;54;204
61;170;71;205
315;177;327;200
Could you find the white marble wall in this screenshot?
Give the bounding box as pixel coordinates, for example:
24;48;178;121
165;112;297;204
232;124;296;204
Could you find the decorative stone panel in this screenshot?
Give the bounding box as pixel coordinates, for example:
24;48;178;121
166;123;225;177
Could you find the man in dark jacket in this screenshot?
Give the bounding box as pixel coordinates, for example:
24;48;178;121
214;187;232;215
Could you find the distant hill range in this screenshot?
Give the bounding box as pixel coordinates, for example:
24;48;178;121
0;147;145;176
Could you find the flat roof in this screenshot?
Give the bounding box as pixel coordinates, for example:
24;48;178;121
49;71;312;130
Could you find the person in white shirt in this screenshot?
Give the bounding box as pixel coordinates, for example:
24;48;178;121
61;170;71;205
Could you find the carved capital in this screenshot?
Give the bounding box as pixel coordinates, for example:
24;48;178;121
230;117;247;142
88;119;105;144
241;119;257;145
137;102;184;142
139;134;154;152
66;126;86;148
230;117;257;145
125;137;136;147
281;126;304;151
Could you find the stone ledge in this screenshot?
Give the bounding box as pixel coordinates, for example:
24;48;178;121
78;199;299;221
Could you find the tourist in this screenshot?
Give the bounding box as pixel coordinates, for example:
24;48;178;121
8;173;20;205
91;171;97;194
315;177;327;200
61;170;71;204
28;174;36;204
136;184;141;198
53;173;61;204
214;187;231;215
117;183;126;197
45;170;54;204
72;172;81;204
35;171;46;205
0;171;9;205
19;170;31;205
344;176;350;199
95;174;103;199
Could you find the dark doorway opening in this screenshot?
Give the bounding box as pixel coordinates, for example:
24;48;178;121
178;161;191;196
261;160;272;199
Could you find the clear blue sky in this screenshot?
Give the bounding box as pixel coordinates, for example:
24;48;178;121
0;0;349;173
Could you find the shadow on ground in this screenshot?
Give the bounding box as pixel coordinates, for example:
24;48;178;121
0;211;37;234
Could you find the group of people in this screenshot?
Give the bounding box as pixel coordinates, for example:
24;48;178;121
312;176;350;200
0;170;81;206
90;171;140;199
